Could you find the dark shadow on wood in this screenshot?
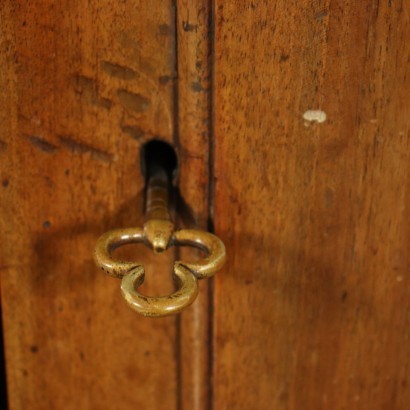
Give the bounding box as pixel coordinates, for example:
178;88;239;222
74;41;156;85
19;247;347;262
0;301;8;409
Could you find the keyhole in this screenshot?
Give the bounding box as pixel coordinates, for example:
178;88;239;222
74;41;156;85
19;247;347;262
140;139;178;183
138;139;178;297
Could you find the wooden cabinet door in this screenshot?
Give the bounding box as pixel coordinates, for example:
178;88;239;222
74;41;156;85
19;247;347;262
212;2;410;409
1;1;409;410
0;2;181;409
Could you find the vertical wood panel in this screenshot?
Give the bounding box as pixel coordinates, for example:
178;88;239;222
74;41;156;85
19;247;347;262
0;1;179;409
213;1;410;409
176;1;213;409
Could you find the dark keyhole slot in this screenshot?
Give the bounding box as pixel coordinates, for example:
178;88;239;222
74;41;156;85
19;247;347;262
137;140;178;296
140;139;178;183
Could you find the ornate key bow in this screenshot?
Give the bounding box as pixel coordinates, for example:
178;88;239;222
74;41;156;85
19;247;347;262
94;158;226;317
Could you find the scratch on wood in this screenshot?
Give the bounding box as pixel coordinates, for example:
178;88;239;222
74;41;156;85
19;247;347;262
27;135;58;153
0;140;8;151
182;21;198;32
179;145;203;160
191;81;205;92
101;61;138;80
73;74;112;109
159;24;172;35
159;75;175;85
117;89;151;113
120;124;145;140
58;135;113;163
316;10;328;21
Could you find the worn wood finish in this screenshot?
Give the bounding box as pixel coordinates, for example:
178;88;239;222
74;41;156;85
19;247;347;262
213;1;410;409
176;1;213;409
0;1;179;409
2;1;409;409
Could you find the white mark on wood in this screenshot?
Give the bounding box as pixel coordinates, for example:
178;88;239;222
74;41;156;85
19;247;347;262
303;110;327;124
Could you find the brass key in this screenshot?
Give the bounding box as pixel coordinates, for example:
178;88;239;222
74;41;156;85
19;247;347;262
93;146;226;317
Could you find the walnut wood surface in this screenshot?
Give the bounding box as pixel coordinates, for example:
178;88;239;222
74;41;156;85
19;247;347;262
213;1;410;409
2;1;409;409
0;1;179;409
176;1;213;409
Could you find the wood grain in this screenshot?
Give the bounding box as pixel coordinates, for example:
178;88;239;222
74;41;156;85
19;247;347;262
0;1;179;409
176;1;213;409
213;1;410;409
3;1;409;409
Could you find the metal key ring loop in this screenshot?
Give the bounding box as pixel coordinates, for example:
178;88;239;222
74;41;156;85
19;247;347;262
94;227;226;317
94;154;226;317
121;263;198;317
